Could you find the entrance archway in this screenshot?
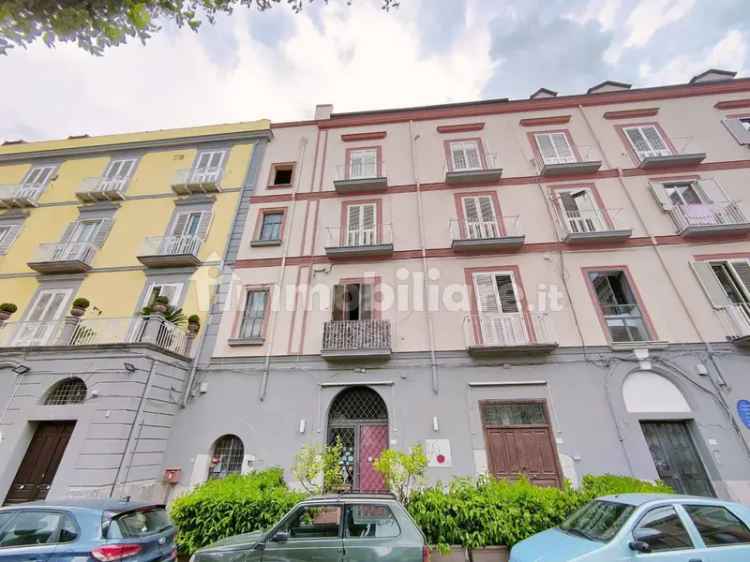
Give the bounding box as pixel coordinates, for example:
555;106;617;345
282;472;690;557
327;386;389;492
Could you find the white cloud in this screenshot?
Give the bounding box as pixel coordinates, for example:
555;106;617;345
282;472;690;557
0;0;495;141
565;0;622;31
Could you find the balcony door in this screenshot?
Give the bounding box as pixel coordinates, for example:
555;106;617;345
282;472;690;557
557;188;605;233
20;165;55;197
13;289;71;346
462;196;499;240
100;158;135;192
192;150;225;184
623;125;672;160
332;283;373;322
55;219;104;261
165;211;205;255
348;149;378;180
472;271;528;346
449;140;482;171
345;204;376;247
588;270;650;343
709;260;750;326
534;132;576;165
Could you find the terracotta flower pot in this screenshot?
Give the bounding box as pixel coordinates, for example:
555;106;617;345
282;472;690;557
70;306;86;317
430;546;467;562
0;310;11;321
188;322;200;334
152;303;167;314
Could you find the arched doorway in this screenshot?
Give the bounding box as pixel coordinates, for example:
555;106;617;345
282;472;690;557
327;386;388;492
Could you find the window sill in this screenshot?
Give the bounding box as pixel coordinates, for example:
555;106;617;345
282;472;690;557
228;337;265;347
609;340;669;352
267;184;293;189
250;239;282;247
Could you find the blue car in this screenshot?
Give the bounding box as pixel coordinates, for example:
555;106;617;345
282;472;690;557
0;499;176;562
510;493;750;562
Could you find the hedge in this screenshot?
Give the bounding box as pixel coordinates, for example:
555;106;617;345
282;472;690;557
170;468;306;554
406;474;672;550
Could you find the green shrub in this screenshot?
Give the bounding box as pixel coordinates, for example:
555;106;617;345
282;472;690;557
169;469;306;555
0;303;17;313
72;297;90;308
406;474;672;550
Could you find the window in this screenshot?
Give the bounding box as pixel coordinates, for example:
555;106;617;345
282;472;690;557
449;140;482;171
348;149;378;179
461;196;498;239
271;163;295;187
110;507;171;538
623;125;672;160
21;165;56;193
192;150;225;183
58;218;112;257
58;516;78;543
45;378;87;405
684;504;750;546
692;258;750;323
100;158;136;191
0;224;21;255
345;203;377;247
473;271;520;315
633;506;693;552
472;271;527;346
345;504;400;538
239;289;269;339
13;289;71;346
588;270;651;342
333;283;373;321
711;261;750;305
535;132;576;165
280;505;342;539
143;283;183;308
560;500;635;543
259;212;283;241
557;189;606;233
664;182;705;206
0;511;64;547
209;434;244;479
481;402;546;426
740;118;750;133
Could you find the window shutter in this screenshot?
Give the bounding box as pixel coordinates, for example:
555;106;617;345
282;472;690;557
362;204;376;231
451;145;467;170
159;285;179;306
696;180;729;204
722;118;750;145
552;133;574;161
465;144;481;169
473;272;499;313
209;151;225;169
559;192;579;215
360;284;373;320
0;224;21;255
195;152;212;170
27;292;53;322
59;221;79;243
463;198;479;223
730;260;750;296
196;210;214;241
643;126;667;152
648;182;674;211
478;196;496;222
347;205;361;232
690;262;731;309
93;218;113;248
535;134;557;162
625;128;649;156
496;274;520;313
171;213;189;237
332;284;345;321
23;166;54;189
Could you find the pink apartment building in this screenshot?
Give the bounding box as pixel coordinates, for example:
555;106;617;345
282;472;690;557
164;69;750;502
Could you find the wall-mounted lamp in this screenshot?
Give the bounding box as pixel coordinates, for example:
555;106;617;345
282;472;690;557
299;419;306;434
432;416;439;433
90;389;99;398
12;365;30;375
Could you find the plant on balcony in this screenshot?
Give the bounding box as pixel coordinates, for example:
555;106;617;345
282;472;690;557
291;437;345;494
71;298;90;317
373;444;427;502
187;314;201;334
141;303;187;327
0;302;17;321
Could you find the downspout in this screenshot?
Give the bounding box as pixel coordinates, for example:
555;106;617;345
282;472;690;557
577;104;750;455
409;120;439;394
259;137;308;401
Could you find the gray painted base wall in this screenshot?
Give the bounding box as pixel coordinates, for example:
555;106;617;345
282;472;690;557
163;344;750;503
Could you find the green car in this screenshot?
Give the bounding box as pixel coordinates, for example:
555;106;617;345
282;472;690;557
191;494;428;562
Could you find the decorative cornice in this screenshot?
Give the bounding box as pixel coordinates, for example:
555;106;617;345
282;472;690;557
714;98;750;110
340;131;387;142
436;123;485;133
519;115;571;127
603;108;660;119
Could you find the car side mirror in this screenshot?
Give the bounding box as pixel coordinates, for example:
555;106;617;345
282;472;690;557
272;531;289;543
630;527;662;553
628;540;651;553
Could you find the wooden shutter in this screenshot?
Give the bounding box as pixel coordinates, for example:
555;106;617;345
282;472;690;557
496;274;520;313
196;210;214;241
347;204;361;245
690;262;731;308
559;192;579;215
0;224;21;255
332;284;345;321
92;219;113;248
722;118;750;145
360;284;373;320
473;272;500;313
649;182;674;211
729;260;750;296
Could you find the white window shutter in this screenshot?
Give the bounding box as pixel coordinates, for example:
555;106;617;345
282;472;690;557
697;180;729;204
722;118;750;145
496;274;520;313
93;218;113;248
0;224;21;255
347;205;361;233
171;212;189;237
59;221;79;243
478;196;496;222
474;272;499;313
451;145;467;170
690;262;731;309
463;197;479;223
730;260;750;296
465;144;481;169
625;128;649;156
551;133;574;162
535;134;557;162
196;211;214;241
648;182;674;211
362;204;376;231
360;284;373;320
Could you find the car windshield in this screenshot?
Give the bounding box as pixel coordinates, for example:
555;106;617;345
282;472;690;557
560;500;635;543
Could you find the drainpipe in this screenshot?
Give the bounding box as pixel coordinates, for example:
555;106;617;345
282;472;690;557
577;104;750;456
259;137;308;401
409;120;439;394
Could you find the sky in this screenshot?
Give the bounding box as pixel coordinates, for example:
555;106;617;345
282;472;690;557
1;0;749;142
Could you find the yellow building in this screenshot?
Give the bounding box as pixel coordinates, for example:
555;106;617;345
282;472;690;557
0;120;270;503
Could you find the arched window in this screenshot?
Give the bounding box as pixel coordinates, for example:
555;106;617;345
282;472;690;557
209;434;244;480
623;371;691;413
45;378;87;405
329;386;388;422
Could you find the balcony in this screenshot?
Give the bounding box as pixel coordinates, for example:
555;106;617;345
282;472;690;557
444;153;502;185
333;162;388;193
75;176;128;203
137;235;202;268
556;207;632;244
27;242;97;274
324;224;394;260
636;137;706;169
463;313;558;356
450;216;525;252
171;168;223;195
670;201;750;238
718;304;750;347
536;145;602;177
0;185;40;208
0;316;192;356
321;319;391;360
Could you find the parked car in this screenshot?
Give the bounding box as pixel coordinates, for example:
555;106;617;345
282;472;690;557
0;499;176;562
510;493;750;562
191;494;427;562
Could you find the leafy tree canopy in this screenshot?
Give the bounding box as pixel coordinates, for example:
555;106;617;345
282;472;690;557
0;0;399;55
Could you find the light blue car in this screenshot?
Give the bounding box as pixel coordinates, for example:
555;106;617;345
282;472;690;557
510;493;750;562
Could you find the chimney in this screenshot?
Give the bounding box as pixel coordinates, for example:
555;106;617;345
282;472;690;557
314;104;333;120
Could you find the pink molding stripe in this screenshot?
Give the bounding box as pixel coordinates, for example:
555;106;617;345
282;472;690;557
714;99;750;110
341;131;387;142
603;108;659;120
436;123;485;133
519;115;572;127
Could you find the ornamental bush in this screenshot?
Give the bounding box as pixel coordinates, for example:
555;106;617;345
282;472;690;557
406;474;672;550
169;468;306;555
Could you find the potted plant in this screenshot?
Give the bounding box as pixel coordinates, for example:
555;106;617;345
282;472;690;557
151;295;169;314
71;298;90;317
0;303;18;321
187;314;201;334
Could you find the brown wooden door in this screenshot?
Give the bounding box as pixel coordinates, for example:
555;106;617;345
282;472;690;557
4;421;75;505
482;401;562;487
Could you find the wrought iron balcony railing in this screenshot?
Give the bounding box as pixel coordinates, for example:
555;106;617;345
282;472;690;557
463;312;557;355
321;319;391;360
28;242;97;273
